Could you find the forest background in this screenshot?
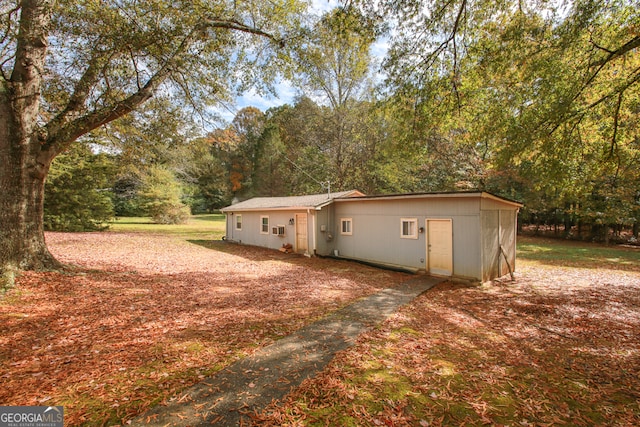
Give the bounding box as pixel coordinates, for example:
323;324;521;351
41;0;640;244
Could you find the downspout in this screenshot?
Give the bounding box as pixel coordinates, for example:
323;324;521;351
327;203;334;242
307;208;314;256
498;209;502;276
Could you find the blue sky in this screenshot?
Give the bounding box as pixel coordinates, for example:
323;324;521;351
215;0;388;124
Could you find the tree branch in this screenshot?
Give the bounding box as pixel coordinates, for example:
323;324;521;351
591;35;640;67
609;90;623;159
548;66;640;137
46;50;115;137
0;3;20;46
45;17;282;153
545;36;640;134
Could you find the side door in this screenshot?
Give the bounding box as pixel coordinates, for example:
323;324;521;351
427;219;453;276
295;213;308;254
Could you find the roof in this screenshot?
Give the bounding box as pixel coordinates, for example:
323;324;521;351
221;190;365;212
334;190;523;207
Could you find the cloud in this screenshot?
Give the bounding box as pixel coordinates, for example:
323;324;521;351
213;81;298;124
311;0;340;14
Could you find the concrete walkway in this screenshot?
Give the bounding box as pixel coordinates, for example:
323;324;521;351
130;276;443;426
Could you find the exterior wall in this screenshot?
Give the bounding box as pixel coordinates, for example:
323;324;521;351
480;203;519;281
500;209;517;276
314;205;334;255
331;197;485;279
224;210;315;253
224;193;520;282
481;210;500;281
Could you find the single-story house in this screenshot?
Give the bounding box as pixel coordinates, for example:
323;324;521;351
221;190;523;282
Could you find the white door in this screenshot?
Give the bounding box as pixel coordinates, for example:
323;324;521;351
295;213;308;254
427;219;453;276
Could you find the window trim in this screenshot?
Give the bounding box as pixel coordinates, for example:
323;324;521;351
340;218;353;236
400;218;419;239
260;215;269;234
235;214;242;230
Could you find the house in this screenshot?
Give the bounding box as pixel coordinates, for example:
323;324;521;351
221;190;523;282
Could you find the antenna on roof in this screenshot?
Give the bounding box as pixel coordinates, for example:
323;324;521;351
281;153;333;197
321;181;331;198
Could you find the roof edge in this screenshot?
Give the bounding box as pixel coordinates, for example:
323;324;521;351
334;190;523;207
220;189;366;212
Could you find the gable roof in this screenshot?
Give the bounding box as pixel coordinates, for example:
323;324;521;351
221;190;365;212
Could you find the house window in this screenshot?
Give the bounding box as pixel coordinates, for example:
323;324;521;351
401;218;418;239
235;214;242;230
272;225;285;236
341;218;353;235
260;216;269;234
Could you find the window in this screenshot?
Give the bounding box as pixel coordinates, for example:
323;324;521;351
272;225;285;236
401;218;418;239
340;218;353;235
260;216;269;234
235;214;242;230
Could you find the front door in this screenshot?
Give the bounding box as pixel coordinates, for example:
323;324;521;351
427;219;453;276
295;213;308;254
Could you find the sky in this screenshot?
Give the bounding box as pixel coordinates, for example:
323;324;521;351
214;0;389;124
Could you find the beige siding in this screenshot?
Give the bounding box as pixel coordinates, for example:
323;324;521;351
331;197;485;276
499;210;517;277
225;210;314;251
481;211;500;281
451;215;482;280
315;205;333;255
224;192;520;282
480;209;518;281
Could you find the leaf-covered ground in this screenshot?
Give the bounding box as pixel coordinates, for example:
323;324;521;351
254;244;640;426
0;232;407;426
3;232;639;426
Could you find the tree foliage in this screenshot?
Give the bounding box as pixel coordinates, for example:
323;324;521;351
44;143;115;231
0;0;306;277
138;165;191;224
347;0;640;240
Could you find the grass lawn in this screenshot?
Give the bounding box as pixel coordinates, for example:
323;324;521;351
107;214;226;239
517;235;640;272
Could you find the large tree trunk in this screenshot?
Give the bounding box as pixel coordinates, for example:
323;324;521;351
0;134;60;275
1;0;59;287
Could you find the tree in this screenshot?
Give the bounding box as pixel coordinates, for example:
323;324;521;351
264;97;334;194
138;165;190;225
44;143;115;231
185;135;231;212
0;0;305;284
292;7;377;187
363;0;639;240
100;96;202;215
228;107;266;199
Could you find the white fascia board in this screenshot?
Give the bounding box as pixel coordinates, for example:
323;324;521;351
221;206;318;213
334;191;522;208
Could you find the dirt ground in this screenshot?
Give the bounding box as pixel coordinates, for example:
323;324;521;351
0;232;408;426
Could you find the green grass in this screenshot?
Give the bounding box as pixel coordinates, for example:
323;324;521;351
107;214;226;239
517;236;640;271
